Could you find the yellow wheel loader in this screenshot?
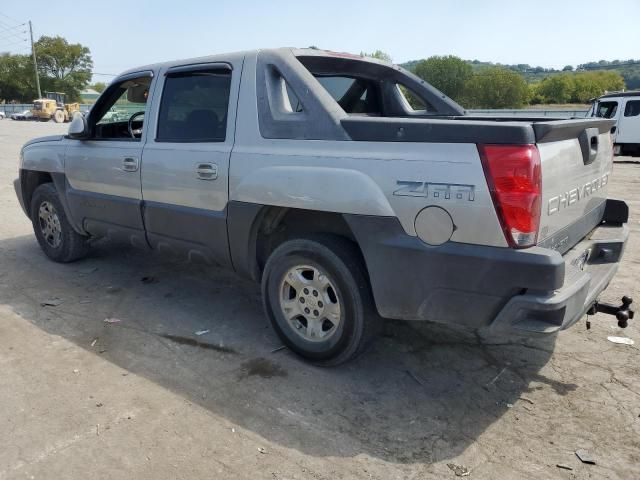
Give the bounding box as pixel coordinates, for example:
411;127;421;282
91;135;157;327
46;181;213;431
32;92;80;123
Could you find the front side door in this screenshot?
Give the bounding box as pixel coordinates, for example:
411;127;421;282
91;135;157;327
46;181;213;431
617;98;640;144
65;72;156;247
140;62;241;267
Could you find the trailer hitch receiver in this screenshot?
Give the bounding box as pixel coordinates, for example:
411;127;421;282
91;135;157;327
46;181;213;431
587;296;634;328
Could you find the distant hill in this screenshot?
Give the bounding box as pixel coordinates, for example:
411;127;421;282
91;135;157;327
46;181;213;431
400;58;640;90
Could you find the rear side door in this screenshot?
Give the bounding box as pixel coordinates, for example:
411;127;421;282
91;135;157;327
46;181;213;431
140;62;241;267
65;71;155;247
616;98;640;144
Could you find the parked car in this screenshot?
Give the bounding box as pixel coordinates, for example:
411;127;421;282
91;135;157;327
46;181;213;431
588;91;640;156
14;48;632;365
11;110;33;121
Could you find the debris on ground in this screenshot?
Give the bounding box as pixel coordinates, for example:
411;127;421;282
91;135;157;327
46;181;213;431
518;396;535;405
76;266;98;275
271;345;287;353
485;366;507;388
556;463;573;471
575;449;596;464
607;336;634;346
40;297;63;307
194;329;210;336
79;299;92;304
141;276;158;284
106;286;121;294
258;447;267;454
406;369;424;386
104;318;122;324
90;338;98;347
447;463;471;477
73;369;80;374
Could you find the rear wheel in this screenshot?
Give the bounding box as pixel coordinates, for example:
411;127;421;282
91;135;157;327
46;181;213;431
53;110;65;123
30;183;89;263
262;236;380;366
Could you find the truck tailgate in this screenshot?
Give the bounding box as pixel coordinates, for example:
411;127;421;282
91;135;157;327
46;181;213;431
534;119;615;253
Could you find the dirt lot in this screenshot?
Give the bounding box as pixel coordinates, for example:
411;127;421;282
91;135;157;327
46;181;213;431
0;120;638;480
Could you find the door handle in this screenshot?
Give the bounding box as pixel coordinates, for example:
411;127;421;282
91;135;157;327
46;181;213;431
122;157;139;172
196;163;218;180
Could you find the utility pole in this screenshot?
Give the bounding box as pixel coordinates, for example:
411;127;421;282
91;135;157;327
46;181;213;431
29;21;41;98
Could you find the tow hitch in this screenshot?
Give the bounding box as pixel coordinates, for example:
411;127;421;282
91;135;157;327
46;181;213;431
587;296;635;328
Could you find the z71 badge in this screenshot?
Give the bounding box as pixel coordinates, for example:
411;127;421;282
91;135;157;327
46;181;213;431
393;181;475;201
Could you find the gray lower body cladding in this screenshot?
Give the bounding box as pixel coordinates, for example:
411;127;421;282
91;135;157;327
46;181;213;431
344;200;628;333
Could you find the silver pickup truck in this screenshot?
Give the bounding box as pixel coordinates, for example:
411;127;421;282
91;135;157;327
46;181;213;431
14;48;632;365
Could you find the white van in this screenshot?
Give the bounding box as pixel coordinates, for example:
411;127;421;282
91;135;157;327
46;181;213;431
588;91;640;156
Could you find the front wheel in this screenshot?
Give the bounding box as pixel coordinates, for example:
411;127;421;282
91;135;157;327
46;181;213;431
261;236;380;366
30;183;89;263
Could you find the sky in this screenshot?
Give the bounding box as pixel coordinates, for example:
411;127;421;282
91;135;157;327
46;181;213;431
1;0;639;82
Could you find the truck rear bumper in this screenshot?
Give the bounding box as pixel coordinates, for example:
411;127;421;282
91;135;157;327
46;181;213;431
344;199;629;334
489;222;628;333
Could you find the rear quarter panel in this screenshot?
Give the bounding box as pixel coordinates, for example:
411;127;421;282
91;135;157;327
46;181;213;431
230;140;507;247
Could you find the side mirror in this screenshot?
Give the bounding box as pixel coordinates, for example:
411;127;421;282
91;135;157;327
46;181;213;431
68;112;88;139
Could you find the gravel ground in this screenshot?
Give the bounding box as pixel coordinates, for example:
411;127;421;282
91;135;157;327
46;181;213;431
0;120;638;479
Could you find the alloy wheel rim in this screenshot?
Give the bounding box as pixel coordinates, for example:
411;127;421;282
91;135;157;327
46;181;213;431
279;264;342;342
38;201;62;248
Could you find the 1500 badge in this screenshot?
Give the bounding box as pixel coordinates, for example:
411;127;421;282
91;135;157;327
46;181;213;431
394;181;475;201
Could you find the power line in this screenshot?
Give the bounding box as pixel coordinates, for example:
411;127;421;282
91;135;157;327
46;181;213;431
0;30;27;43
0;38;28;49
0;21;27;32
0;10;24;24
0;25;27;41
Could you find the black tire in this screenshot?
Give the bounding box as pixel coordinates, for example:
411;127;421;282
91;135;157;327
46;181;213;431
261;235;380;366
30;183;89;263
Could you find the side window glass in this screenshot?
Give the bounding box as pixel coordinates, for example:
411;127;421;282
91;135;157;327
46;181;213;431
157;69;231;142
285;82;304;113
91;76;150;140
624;100;640;117
396;84;435;112
596;101;618;119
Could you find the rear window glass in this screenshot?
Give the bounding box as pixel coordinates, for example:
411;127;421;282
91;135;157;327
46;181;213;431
157;70;231;142
596;101;618;118
314;75;381;115
624;100;640;117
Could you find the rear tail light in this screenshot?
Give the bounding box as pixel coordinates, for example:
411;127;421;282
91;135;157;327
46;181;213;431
478;144;542;248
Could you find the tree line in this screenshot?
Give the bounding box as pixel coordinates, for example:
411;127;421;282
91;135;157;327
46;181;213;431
0;40;632;109
0;36;93;103
366;52;627;109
